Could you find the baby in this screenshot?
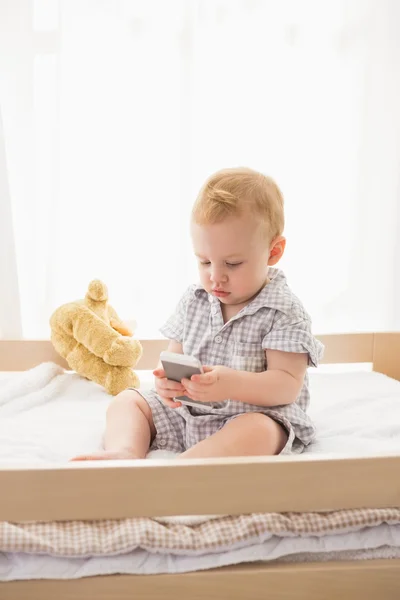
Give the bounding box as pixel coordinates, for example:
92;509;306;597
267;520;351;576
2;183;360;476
73;167;323;461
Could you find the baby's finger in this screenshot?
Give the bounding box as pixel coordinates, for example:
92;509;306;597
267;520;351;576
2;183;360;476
153;368;166;378
166;378;186;392
182;379;206;393
159;378;185;392
161;396;182;409
157;388;184;399
182;381;206;397
190;372;215;385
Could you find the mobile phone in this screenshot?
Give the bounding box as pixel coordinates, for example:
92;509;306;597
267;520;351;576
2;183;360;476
160;351;209;409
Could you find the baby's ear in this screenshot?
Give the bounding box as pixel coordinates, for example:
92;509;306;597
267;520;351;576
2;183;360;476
268;236;286;266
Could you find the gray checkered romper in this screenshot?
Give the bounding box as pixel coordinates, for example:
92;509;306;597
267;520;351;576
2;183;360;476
136;268;324;455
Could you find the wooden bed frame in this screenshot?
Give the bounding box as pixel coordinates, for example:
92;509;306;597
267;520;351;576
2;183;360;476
1;332;400;599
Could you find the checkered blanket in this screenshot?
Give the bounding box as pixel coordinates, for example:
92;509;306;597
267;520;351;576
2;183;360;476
1;508;399;557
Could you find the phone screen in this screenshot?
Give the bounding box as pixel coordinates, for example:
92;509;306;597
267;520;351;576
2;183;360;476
161;360;209;409
161;360;202;383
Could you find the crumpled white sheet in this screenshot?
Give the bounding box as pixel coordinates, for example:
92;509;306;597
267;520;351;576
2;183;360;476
1;362;400;463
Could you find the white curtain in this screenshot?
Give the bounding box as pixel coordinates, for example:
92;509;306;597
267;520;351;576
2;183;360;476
0;105;22;338
1;0;400;339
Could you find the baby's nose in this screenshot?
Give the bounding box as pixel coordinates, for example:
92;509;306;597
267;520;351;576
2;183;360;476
210;268;227;283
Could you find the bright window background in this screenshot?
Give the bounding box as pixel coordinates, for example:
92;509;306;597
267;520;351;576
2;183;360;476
1;0;400;339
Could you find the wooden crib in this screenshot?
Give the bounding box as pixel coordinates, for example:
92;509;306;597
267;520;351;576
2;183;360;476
0;332;399;599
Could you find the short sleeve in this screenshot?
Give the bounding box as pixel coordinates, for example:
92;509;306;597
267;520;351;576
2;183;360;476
262;311;324;367
159;286;194;343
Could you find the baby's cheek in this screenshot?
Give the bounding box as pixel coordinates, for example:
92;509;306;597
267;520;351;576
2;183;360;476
200;272;210;287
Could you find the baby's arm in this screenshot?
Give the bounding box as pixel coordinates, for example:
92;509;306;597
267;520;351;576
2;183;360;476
183;350;307;406
229;349;307;406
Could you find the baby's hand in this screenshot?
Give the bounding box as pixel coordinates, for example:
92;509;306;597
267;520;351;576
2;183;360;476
182;365;233;403
153;368;185;408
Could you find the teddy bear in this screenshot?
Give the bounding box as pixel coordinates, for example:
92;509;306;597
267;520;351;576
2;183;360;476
49;280;142;395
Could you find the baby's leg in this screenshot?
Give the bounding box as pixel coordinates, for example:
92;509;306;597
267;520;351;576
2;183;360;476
72;390;156;461
180;413;287;459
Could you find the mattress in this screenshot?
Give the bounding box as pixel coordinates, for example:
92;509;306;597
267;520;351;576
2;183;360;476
0;363;400;580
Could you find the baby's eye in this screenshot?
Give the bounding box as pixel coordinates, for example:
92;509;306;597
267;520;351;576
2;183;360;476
200;261;211;266
226;262;242;268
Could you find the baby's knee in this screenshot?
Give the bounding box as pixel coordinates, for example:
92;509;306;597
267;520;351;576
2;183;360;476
107;389;151;419
238;413;285;441
241;412;273;432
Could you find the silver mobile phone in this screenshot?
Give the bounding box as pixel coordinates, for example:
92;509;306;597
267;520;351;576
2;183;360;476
160;351;209;409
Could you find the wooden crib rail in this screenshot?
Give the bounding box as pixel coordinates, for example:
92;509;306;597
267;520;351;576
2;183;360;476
1;333;400;379
0;453;400;522
0;338;168;371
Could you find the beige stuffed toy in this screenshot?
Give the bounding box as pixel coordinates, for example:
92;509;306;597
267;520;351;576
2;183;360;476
50;280;142;395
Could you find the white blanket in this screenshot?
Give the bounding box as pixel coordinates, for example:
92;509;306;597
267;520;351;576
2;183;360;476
307;366;400;455
1;362;400;463
0;363;174;464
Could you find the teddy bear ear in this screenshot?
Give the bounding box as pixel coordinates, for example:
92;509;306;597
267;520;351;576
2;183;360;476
87;280;108;302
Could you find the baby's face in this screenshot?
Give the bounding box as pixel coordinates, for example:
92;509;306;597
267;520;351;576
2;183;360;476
191;214;272;307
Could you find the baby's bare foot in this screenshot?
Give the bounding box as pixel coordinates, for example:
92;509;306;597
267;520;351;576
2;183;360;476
70;449;139;461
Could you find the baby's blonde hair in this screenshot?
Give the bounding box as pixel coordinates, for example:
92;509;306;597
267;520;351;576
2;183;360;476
192;167;284;240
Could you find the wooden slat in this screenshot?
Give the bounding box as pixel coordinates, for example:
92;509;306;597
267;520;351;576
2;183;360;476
1;559;400;600
0;339;169;371
373;332;400;381
0;339;69;370
0;333;380;373
317;332;374;364
1;454;400;521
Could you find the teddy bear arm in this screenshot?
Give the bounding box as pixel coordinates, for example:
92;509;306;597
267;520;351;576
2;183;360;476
72;306;121;360
66;342;140;394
